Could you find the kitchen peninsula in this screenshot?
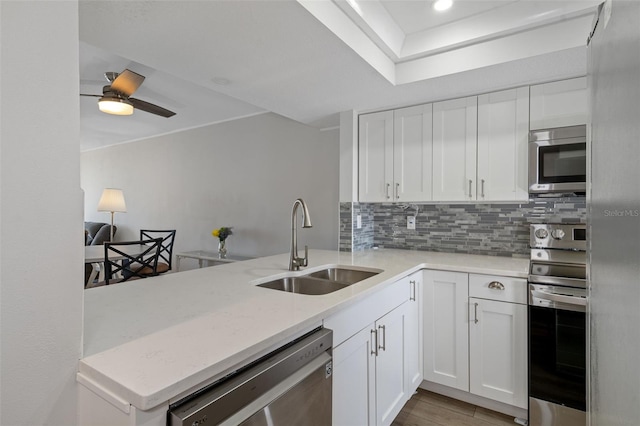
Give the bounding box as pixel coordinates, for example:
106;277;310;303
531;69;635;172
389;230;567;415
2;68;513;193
79;249;528;425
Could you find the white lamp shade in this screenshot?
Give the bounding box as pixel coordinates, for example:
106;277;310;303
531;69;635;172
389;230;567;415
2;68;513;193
97;188;127;213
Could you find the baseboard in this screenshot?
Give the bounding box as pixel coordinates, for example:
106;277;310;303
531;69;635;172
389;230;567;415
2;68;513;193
418;380;528;420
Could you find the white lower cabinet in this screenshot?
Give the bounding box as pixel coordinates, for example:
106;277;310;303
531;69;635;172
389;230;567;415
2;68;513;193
328;274;421;426
405;273;423;394
332;325;376;426
468;274;528;409
332;303;409;426
422;270;470;391
423;271;528;410
469;298;527;408
374;303;408;426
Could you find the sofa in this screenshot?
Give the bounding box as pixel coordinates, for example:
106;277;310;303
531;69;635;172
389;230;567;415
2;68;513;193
85;221;116;246
85;222;117;286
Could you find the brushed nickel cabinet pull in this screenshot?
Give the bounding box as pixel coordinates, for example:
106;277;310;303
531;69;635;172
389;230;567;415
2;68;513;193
371;328;378;356
410;280;416;301
474;302;479;324
396;183;400;199
468;179;473;198
386;183;390;200
488;281;505;290
481;179;485;198
378;325;386;351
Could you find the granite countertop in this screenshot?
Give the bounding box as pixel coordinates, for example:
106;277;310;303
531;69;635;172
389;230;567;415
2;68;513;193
79;249;529;411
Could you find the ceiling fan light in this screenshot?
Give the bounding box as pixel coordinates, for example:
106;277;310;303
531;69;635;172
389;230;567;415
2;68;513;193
433;0;453;12
98;97;133;115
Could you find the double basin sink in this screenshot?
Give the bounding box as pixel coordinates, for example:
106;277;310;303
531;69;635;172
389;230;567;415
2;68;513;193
257;266;382;295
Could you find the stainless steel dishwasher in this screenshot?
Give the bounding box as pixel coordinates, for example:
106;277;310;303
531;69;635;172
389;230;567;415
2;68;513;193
168;327;333;426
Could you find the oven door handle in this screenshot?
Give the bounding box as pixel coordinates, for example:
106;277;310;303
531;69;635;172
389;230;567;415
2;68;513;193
531;289;587;306
528;275;586;288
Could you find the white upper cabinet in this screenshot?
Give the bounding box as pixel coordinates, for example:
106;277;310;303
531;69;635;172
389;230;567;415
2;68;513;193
433;96;478;201
359;106;433;202
530;77;587;130
359;111;394;202
477;87;530;201
357;77;584;203
393;104;433;202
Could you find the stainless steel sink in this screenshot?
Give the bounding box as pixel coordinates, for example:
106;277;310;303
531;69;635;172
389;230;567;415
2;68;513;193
257;267;382;295
306;268;380;285
257;276;349;295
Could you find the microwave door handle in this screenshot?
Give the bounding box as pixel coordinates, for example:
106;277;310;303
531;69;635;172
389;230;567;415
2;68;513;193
531;289;587;306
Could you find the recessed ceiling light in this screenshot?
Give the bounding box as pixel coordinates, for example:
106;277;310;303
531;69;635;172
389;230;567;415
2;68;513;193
433;0;453;12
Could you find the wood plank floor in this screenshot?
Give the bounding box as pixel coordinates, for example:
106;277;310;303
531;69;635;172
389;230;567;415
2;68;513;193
393;389;517;426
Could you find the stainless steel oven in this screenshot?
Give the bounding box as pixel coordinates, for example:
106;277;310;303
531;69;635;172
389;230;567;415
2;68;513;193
168;328;332;426
528;223;587;426
529;125;587;194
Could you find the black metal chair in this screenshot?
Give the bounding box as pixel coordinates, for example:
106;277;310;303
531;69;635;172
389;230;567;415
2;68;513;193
139;229;176;274
103;238;162;285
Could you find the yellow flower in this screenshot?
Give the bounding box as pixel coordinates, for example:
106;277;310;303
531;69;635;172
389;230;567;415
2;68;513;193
212;227;233;241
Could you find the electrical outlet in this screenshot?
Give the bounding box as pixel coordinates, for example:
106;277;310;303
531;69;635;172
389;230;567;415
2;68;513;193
407;216;416;230
356;214;362;229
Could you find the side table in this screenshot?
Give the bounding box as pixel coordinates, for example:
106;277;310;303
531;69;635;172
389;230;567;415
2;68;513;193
175;250;254;271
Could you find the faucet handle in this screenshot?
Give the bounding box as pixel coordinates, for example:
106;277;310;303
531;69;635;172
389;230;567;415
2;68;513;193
303;245;309;267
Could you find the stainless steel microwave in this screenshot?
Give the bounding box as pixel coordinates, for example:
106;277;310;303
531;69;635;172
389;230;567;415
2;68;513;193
529;125;587;194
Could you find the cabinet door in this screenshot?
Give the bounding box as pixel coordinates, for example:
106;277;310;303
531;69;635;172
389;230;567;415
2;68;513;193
333;326;376;426
477;87;529;201
530;77;587;130
469;298;527;409
393;104;433;202
375;303;408;426
405;272;423;395
423;270;469;391
359;111;394;202
433;97;478;201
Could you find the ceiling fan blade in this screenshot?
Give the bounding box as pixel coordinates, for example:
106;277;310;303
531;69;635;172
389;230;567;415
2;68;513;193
80;93;101;98
110;69;145;96
130;98;176;118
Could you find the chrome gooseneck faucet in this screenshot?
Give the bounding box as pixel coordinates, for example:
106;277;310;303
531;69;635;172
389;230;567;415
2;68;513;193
289;198;312;271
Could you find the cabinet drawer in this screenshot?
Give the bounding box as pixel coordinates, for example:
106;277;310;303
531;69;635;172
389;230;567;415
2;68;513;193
324;276;410;347
469;274;527;304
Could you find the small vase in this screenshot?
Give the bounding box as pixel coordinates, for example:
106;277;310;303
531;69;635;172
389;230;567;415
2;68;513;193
218;240;227;258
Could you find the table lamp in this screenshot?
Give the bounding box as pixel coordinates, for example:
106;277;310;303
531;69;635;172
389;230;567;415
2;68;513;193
97;188;127;241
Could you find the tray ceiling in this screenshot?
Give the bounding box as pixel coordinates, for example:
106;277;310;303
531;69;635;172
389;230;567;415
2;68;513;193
79;0;598;151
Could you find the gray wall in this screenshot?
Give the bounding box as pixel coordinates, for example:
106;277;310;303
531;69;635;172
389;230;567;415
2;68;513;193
1;2;83;425
81;113;339;270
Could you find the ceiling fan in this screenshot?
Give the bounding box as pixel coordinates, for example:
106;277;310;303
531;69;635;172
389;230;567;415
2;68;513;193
80;69;176;118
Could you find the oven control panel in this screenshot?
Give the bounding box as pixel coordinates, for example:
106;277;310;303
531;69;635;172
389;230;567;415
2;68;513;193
530;223;586;251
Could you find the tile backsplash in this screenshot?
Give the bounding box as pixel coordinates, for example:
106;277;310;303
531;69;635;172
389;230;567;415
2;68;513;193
340;197;586;257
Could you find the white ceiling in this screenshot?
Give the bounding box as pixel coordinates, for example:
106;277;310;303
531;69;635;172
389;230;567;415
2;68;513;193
381;1;516;35
79;0;599;152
